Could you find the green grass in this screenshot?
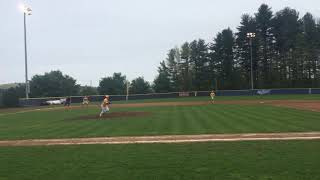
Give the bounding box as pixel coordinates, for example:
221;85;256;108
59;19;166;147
110;94;320;104
1;94;319;111
0;140;320;180
0;104;320;140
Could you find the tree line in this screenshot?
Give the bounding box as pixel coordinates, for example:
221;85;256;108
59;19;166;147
153;4;320;92
0;71;152;107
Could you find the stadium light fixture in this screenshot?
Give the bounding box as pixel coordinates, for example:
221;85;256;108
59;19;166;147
247;32;255;93
20;3;32;99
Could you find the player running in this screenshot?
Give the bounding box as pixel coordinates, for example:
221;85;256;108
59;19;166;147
64;96;71;108
82;96;89;107
210;90;215;103
99;95;110;117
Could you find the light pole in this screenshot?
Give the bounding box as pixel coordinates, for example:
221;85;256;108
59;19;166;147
247;32;255;92
22;4;32;99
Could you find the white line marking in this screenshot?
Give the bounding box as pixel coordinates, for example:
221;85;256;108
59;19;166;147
1;132;320;146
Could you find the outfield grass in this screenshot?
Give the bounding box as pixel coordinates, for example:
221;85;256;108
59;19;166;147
1;94;319;111
0;140;319;180
111;94;320;104
0;104;319;140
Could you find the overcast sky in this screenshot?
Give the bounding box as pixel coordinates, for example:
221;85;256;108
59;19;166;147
1;0;319;86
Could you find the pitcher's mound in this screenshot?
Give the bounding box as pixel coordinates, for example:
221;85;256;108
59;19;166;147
74;111;152;120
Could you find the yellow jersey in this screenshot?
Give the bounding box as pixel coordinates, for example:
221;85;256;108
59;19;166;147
101;98;109;107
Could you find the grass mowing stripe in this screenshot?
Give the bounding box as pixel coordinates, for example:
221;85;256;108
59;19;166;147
225;105;268;132
209;106;242;133
238;105;306;132
235;105;291;132
191;106;218;134
0;141;320;180
187;106;208;133
182;106;207;134
175;105;191;135
1;104;320;140
201;106;230;133
260;106;317;132
204;106;236;133
167;106;182;134
151;108;170;135
219;106;255;132
222;105;266;132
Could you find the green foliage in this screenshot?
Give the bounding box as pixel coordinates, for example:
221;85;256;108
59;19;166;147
153;61;171;93
98;73;126;95
129;77;152;94
80;86;98;96
166;48;180;91
255;4;274;87
179;42;193;91
0;90;3;107
212;28;240;89
30;70;80;97
1;85;25;107
190;39;210;90
154;4;320;90
235;14;257;89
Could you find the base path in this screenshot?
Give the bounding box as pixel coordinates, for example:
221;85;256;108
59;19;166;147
1;132;320;147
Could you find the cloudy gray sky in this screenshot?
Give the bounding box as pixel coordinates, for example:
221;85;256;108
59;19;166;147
1;0;319;86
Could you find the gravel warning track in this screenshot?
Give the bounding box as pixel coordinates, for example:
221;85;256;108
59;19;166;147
1;132;320;147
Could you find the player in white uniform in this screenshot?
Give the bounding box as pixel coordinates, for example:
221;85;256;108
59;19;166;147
82;96;89;107
99;95;110;117
210;90;215;103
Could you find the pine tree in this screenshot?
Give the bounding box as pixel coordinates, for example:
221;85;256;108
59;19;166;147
153;61;171;93
272;7;301;87
212;28;237;89
190;39;209;90
153;4;320;90
166;49;180;91
180;42;193;91
301;13;319;87
255;4;274;88
235;14;257;89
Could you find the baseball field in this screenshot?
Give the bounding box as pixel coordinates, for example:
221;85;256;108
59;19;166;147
0;95;320;179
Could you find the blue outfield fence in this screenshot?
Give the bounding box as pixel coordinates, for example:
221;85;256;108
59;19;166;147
19;88;320;107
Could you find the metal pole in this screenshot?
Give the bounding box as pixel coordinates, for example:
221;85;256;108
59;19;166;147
24;12;29;99
250;38;254;92
126;81;129;101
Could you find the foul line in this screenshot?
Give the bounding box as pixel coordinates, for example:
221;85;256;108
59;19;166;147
0;132;320;147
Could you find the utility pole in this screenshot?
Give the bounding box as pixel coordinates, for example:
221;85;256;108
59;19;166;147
22;4;32;99
126;81;130;101
247;32;256;92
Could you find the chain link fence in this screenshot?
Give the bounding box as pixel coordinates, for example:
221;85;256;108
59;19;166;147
18;88;320;107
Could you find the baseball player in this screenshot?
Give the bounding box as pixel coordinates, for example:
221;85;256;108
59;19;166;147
82;96;90;107
64;96;71;107
99;95;110;117
210;90;215;103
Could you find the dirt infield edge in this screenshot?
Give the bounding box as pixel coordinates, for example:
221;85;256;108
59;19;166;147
1;132;320;147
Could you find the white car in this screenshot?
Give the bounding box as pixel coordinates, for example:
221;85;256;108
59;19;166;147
45;98;66;105
257;89;271;95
